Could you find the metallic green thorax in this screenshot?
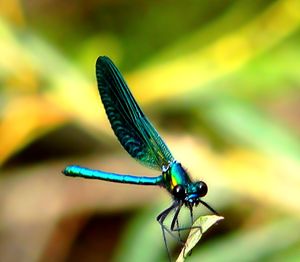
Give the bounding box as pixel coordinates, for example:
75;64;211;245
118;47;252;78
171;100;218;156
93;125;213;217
163;161;192;193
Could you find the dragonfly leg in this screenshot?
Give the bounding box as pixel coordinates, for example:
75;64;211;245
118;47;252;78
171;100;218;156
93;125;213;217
176;219;182;242
157;202;185;242
189;204;194;224
157;201;181;262
171;200;219;233
199;199;219;215
170;203;184;242
170;204;201;233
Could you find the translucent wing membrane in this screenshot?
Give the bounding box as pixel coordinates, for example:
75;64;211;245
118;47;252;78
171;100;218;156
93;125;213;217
96;56;174;170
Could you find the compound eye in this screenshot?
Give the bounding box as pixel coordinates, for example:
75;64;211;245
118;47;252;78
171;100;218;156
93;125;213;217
196;181;208;197
173;185;186;200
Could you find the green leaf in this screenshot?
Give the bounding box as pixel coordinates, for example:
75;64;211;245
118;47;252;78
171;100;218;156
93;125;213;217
176;215;224;262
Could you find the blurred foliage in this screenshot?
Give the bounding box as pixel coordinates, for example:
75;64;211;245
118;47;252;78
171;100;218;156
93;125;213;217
1;0;300;262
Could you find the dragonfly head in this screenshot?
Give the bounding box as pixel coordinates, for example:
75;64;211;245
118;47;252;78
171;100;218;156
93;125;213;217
187;181;208;201
164;161;218;213
172;180;208;205
164;161;208;205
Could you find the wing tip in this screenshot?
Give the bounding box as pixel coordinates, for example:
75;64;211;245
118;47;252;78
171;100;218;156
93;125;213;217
96;56;116;78
96;56;112;67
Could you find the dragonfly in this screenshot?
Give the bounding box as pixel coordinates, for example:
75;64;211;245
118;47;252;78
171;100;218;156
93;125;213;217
63;56;218;260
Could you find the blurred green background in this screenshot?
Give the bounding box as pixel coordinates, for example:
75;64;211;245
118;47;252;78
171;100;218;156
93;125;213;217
1;0;300;261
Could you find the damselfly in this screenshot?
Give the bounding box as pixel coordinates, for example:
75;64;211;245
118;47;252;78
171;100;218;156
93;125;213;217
63;56;218;260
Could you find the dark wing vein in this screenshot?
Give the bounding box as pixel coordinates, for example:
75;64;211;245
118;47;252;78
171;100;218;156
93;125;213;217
95;56;174;170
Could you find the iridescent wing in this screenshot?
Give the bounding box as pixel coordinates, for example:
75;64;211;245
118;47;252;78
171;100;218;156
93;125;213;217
96;56;174;170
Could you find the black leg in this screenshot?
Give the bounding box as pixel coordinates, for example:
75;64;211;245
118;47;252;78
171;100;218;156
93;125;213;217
170;202;182;231
157;200;219;261
157;202;188;239
171;201;218;233
189;204;194;224
176;219;182;242
169;204;196;233
172;200;219;233
199;199;219;215
171;223;203;233
156;201;180;262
